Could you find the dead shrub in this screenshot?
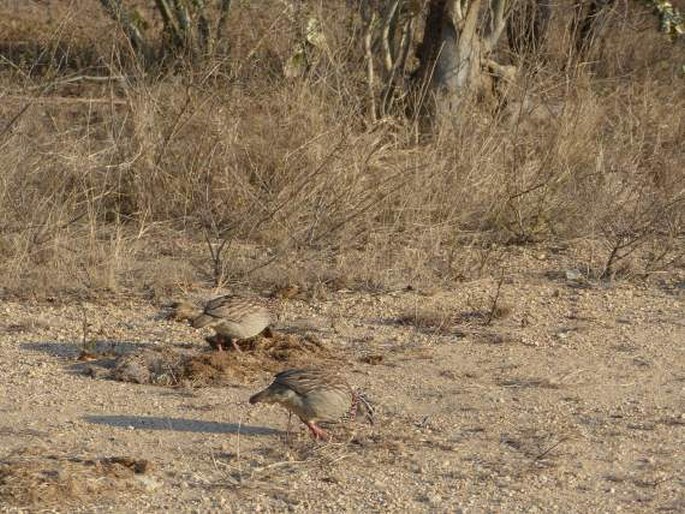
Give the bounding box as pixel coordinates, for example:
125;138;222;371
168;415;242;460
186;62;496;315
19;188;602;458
0;2;683;298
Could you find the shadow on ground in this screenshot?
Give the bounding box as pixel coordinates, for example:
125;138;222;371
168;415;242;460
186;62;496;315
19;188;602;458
22;340;153;358
84;415;281;436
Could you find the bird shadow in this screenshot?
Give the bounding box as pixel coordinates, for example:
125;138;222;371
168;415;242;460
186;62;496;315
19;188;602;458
21;340;151;359
84;415;281;436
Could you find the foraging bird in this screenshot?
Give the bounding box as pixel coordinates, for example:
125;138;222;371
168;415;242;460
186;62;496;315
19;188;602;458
170;295;272;352
249;368;374;440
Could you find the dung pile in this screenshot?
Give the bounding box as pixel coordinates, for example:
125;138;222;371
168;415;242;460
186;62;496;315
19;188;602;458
108;333;340;387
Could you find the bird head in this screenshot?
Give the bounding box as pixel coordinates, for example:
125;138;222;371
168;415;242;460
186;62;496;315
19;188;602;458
249;384;295;405
166;301;202;322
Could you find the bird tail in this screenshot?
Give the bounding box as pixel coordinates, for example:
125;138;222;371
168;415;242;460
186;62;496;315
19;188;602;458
352;390;375;425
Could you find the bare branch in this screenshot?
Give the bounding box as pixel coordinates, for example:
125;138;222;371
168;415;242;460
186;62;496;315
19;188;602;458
381;0;401;74
364;11;379;122
99;0;150;60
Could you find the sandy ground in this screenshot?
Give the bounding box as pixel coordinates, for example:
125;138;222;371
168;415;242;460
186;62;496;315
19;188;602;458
1;257;684;513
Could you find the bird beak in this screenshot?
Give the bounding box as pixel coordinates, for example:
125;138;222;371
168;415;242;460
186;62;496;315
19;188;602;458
248;391;264;404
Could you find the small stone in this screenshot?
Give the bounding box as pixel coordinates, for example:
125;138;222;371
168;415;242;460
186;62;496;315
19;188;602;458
409;463;425;474
427;493;442;506
136;475;161;492
565;269;584;281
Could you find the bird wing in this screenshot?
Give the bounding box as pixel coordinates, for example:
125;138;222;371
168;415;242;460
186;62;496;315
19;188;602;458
203;295;232;315
203;295;267;323
202;296;240;322
190;296;234;328
274;369;349;397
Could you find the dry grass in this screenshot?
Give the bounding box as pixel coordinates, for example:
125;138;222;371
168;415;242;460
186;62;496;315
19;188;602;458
396;306;457;334
0;1;683;300
0;447;152;509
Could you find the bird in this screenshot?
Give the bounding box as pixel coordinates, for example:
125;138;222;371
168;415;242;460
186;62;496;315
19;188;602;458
170;295;272;352
249;368;374;440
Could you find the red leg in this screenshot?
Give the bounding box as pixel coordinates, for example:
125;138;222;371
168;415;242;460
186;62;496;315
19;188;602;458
305;421;328;440
286;412;293;443
348;393;359;421
230;339;242;352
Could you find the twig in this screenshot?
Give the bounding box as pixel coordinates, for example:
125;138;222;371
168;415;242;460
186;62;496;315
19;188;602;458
2;95;128;105
20;74;128;92
202;229;231;287
81;308;92;352
533;436;570;462
0;103;32;140
485;270;505;326
0;212;87;235
250;459;306;478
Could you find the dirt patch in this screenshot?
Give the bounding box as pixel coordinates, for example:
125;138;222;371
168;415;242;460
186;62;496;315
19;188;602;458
1;272;683;512
0;447;154;510
105;333;339;387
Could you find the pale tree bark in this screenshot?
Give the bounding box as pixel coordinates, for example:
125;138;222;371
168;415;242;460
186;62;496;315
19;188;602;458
413;0;512;123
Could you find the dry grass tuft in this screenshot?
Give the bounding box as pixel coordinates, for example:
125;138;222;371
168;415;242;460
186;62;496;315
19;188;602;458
0;447;152;509
455;304;513;325
359;354;384;365
397;298;513;333
396;307;456;334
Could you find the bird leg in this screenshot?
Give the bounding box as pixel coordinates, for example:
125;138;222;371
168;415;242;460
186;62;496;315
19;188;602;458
230;338;242;352
348;393;359;422
305;421;329;440
285;412;293;444
205;335;225;351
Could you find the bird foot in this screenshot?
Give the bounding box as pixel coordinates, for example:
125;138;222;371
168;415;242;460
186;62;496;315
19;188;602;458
206;335;225;351
306;421;329;441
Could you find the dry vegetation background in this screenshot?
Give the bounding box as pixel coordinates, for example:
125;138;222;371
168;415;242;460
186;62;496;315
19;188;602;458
0;1;684;512
0;0;682;300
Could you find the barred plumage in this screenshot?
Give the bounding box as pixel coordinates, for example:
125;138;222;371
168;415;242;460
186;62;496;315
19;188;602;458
249;368;374;440
171;295;272;351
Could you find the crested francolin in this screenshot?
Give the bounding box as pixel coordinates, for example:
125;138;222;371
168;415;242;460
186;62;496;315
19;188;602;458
249;368;374;440
171;295;272;352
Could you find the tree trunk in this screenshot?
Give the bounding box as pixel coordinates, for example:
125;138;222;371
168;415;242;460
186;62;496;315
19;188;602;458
413;0;498;123
414;0;450;91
